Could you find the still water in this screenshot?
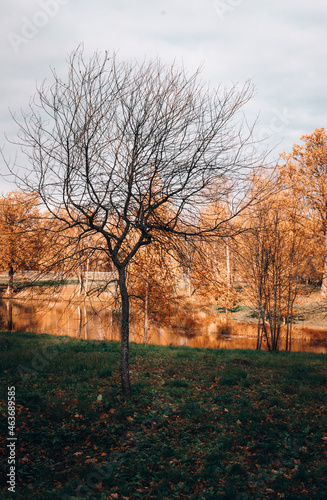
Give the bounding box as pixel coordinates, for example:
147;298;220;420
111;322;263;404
1;298;326;353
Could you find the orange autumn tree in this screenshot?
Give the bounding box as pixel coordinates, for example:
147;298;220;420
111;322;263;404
187;202;238;311
0;190;43;294
128;236;180;344
38;212;114;296
122;198;181;343
236;173;310;351
281;128;327;297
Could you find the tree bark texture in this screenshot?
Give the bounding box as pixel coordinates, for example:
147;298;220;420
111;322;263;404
118;267;132;398
143;281;149;344
7;266;14;295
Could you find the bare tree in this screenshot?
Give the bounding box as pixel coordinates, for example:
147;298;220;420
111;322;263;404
7;46;262;397
236;175;310;352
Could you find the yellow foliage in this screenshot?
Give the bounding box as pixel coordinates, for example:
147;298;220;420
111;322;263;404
0;190;41;273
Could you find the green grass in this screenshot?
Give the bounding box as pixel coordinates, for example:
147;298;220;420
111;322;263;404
0;331;326;499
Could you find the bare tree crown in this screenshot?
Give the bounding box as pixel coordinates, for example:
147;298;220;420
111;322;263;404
12;47;258;267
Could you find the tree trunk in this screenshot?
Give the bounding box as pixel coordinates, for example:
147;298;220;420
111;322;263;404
78;306;83;337
288;316;293;352
7;301;13;330
77;267;83;295
7;266;14;295
143;281;149;344
84;256;90;296
226;238;231;316
256;306;263;350
188;270;192;297
285;285;291;351
118;266;132;398
84;304;88;340
256;320;261;350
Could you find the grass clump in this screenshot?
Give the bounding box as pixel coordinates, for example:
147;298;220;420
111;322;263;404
218;367;248;386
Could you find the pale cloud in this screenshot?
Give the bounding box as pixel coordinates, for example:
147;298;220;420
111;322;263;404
1;0;327;190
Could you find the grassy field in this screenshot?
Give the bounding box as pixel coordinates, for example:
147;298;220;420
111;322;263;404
0;331;326;499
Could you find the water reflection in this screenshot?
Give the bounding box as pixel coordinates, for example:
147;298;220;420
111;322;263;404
0;298;326;354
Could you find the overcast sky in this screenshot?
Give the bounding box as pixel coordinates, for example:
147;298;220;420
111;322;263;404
1;0;326;192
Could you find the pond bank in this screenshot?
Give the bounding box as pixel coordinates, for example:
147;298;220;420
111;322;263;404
0;297;326;353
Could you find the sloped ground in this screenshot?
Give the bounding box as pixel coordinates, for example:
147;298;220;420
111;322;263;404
0;331;326;499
